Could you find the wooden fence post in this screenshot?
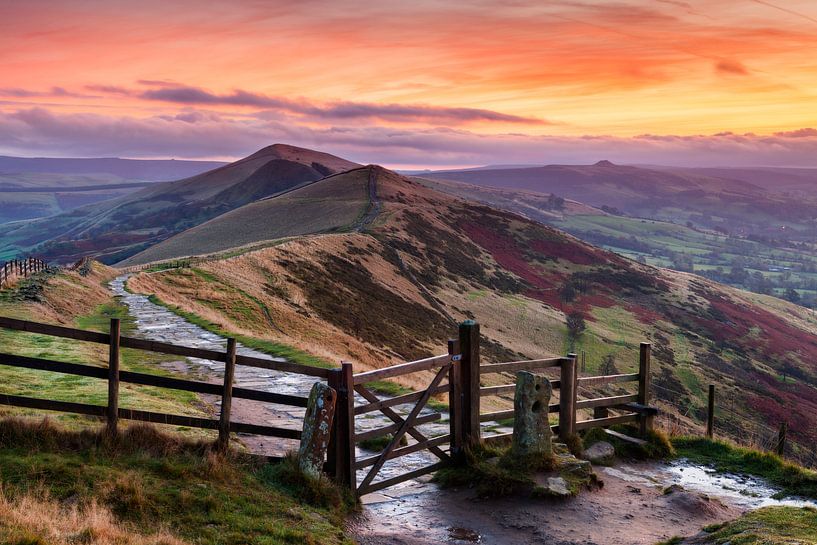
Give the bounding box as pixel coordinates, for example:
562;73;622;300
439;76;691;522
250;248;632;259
706;384;715;439
638;342;653;435
776;422;787;456
106;318;121;436
328;362;355;492
458;320;481;448
218;338;237;451
559;353;577;440
448;339;464;460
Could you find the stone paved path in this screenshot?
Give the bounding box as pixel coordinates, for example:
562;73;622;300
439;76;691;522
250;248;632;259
110;273;447;479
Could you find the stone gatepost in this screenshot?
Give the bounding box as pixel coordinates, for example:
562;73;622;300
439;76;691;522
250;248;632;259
298;382;337;478
511;371;553;457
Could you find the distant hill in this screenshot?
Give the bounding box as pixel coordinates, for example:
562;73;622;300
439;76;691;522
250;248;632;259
0;155;227;225
0;155;226;181
0;144;360;263
420;162;817;240
642;165;817;197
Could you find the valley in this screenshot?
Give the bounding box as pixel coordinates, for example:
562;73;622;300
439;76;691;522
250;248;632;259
418;165;817;308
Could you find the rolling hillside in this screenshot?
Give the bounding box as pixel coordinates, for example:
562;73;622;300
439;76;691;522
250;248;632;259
123;162;817;459
421;162;817;241
0;145;359;263
120;167;374;265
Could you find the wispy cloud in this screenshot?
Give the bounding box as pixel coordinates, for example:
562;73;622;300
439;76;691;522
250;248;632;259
136;84;550;125
715;60;749;75
2;107;817;168
0;87;96;99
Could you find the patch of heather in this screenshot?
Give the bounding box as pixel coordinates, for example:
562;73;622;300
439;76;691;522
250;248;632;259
461;223;554;290
528;238;605;266
570;293;617;316
746;375;817;444
627;303;664;325
705;293;817;361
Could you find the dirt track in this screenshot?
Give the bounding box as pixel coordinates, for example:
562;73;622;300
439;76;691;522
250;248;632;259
349;461;740;545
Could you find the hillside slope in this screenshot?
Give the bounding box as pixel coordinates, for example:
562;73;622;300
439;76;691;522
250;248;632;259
0;145;359;264
120;167;374;265
124;166;817;456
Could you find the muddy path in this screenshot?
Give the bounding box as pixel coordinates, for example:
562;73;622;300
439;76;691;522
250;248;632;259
351;459;817;545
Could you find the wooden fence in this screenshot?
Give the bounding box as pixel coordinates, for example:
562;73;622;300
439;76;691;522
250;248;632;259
326;340;460;496
0;314;656;496
325;321;657;497
458;321;656;447
0;258;48;288
0;316;330;452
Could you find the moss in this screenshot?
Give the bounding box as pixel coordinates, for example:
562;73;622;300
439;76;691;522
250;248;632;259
655;538;683;545
433;444;557;498
358;433;408;452
672;436;817;499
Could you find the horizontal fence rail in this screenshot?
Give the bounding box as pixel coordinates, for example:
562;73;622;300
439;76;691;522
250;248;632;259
0;316;329;449
473;329;656;444
0;316;330;379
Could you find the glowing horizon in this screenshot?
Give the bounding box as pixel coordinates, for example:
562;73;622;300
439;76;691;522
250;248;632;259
2;0;817;168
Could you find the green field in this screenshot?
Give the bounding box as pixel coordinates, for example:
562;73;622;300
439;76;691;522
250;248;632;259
553;214;817;307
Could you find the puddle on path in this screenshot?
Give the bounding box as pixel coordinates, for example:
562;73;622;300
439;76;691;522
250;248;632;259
606;460;817;509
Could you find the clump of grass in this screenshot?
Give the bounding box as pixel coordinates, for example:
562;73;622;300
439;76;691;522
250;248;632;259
563;433;584;458
358;433;408;452
0;489;188;545
0;416;213;458
695;506;817;544
364;380;449;412
259;453;356;512
673;436;817;499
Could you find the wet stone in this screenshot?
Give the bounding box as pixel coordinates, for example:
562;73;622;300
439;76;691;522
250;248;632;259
511;371;553;458
298;382;337;479
583;441;616;464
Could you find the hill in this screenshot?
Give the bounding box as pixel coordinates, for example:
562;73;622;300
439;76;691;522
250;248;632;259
0;155;226;181
119;166;375;265
123;164;817;459
0;145;359;263
417;174;817;308
420;162;817;242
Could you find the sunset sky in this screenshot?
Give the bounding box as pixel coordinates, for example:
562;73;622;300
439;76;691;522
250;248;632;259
2;0;817;168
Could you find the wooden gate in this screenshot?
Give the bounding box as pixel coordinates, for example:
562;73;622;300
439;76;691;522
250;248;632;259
328;340;462;497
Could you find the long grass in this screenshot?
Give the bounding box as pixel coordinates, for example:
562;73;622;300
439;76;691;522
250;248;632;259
0;417;355;545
